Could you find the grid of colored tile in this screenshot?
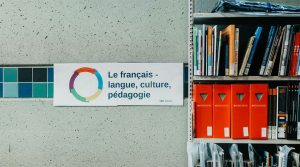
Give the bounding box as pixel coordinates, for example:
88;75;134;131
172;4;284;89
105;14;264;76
0;67;54;98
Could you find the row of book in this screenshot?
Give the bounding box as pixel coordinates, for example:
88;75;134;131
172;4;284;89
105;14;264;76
193;24;300;76
192;83;300;140
268;84;300;140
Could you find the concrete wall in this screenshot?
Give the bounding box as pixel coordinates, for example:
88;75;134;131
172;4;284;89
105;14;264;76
0;0;188;167
1;0;300;167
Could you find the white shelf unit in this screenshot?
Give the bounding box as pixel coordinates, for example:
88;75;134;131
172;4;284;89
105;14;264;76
186;4;300;166
187;11;300;144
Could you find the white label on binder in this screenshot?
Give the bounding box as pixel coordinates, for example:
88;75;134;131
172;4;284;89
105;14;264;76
224;127;229;137
243;127;249;137
207;126;212;136
261;128;267;137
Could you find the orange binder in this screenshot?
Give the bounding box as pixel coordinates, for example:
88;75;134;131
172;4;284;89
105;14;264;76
193;84;213;138
231;84;249;139
213;84;231;138
249;84;268;139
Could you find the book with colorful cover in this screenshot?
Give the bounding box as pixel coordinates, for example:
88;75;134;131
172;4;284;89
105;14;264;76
259;26;276;75
244;26;262;76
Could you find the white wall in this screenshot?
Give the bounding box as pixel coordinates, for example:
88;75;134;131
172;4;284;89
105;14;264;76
0;0;188;167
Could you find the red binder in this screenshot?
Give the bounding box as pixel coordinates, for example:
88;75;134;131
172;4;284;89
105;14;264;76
231;84;249;139
193;84;213;138
213;84;231;138
249;84;268;139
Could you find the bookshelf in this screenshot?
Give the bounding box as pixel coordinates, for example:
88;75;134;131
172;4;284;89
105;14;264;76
187;2;300;166
187;0;300;151
188;13;300;142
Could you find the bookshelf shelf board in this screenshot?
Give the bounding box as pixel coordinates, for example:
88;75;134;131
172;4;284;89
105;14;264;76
193;12;300;25
193;76;300;81
193;138;300;144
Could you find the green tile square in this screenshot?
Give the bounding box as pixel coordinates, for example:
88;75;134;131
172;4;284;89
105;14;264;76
33;83;47;98
4;68;17;82
48;83;53;98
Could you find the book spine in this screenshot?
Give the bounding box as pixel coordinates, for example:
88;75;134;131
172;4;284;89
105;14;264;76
207;26;213;76
193;27;198;76
297;49;300;76
198;29;202;76
244;27;262;76
205;35;208;76
239;36;255;76
298;84;300;140
229;26;236;76
293;84;298;139
267;27;285;76
216;32;221;76
285;25;295;77
277;86;288;139
259;26;276;75
264;27;281;76
213;26;218;76
290;33;300;76
202;25;206;76
272;88;277;139
235;28;239;76
225;44;229;76
279;25;292;76
268;88;273;139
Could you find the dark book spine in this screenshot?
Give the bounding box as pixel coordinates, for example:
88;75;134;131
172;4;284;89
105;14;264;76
268;88;273;139
277;86;288;139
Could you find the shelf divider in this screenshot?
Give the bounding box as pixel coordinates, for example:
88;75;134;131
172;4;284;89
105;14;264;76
193;76;300;81
193;138;300;144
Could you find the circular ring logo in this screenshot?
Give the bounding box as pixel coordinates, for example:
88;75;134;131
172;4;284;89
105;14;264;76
69;67;103;102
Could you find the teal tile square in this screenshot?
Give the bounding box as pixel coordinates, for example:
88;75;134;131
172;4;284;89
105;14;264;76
4;68;17;82
3;83;18;97
48;83;53;98
33;83;47;98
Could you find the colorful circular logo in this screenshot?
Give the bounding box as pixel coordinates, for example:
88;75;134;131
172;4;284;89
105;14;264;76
69;67;103;102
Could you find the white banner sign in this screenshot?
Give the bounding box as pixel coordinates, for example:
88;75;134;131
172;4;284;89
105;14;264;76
54;63;183;106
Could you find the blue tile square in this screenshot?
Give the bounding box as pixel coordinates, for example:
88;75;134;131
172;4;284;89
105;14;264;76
48;68;53;82
3;83;18;97
19;83;32;98
0;68;3;82
0;83;3;97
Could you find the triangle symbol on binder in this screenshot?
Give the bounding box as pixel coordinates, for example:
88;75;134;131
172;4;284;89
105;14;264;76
255;93;263;101
218;93;226;101
237;93;245;101
200;93;208;101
